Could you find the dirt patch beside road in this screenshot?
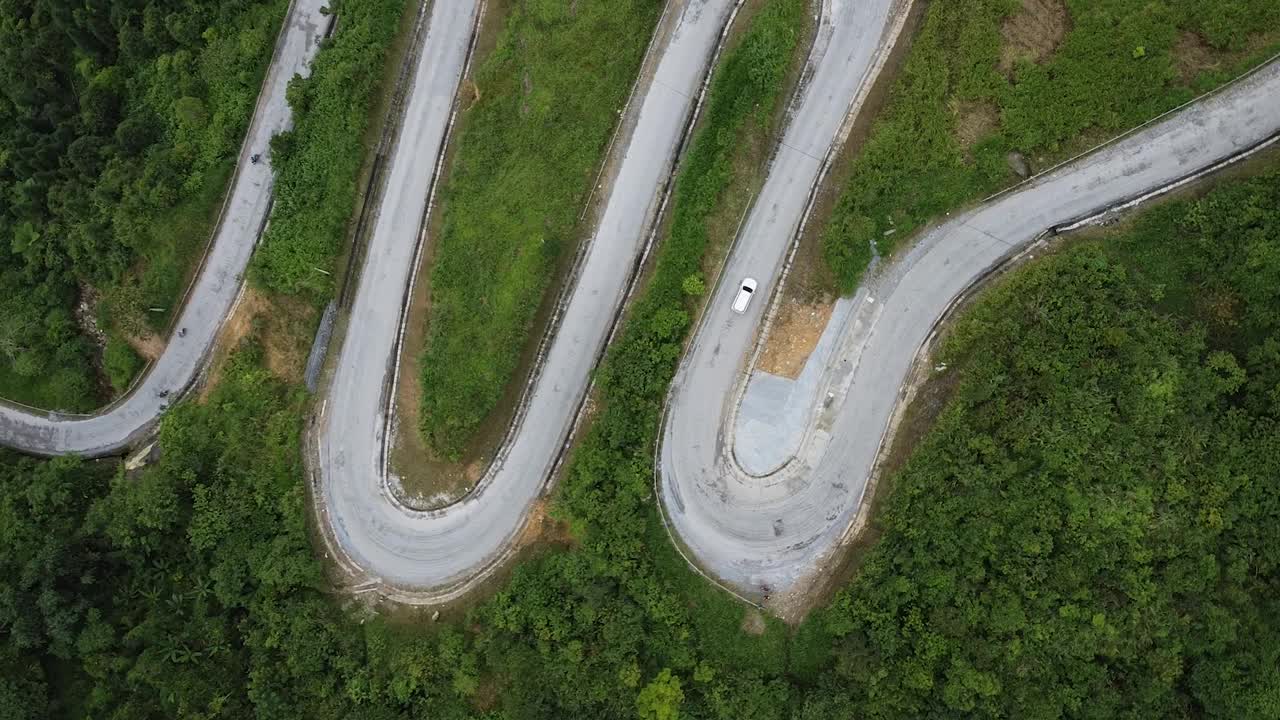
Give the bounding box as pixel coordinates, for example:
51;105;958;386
1174;32;1219;83
201;287;315;399
756;297;834;378
1173;30;1280;86
748;0;921;394
122;331;165;362
740;608;767;636
517;499;574;548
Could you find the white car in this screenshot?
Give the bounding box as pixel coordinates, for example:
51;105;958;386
731;278;758;314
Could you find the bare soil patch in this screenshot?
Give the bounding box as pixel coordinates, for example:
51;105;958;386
1174;32;1218;84
386;413;484;509
199;304;252;401
517;498;574;548
951;98;999;154
1172;30;1280;87
757;297;834;378
123;331;165;362
998;0;1069;77
258;296;316;381
201;287;315;399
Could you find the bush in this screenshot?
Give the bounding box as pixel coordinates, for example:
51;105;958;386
253;0;408;298
103;334;143;395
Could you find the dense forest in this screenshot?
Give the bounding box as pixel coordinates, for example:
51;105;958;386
3;0;1278;700
805;170;1280;716
3;0;1279;716
0;0;286;409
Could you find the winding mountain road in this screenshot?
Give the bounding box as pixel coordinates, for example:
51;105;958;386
310;0;739;599
659;56;1280;601
3;0;1277;613
0;0;331;455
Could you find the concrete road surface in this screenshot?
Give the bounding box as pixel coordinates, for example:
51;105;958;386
658;56;1280;600
0;0;331;455
311;0;737;599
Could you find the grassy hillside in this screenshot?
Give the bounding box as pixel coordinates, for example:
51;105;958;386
821;0;1280;289
414;0;663;458
252;0;409;299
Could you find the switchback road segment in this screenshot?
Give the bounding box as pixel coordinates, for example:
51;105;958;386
658;55;1280;603
310;0;740;600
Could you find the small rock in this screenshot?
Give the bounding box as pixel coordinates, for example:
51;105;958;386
1007;151;1032;178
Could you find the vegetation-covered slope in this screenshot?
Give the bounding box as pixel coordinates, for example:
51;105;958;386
252;0;408;299
821;0;1280;288
0;0;288;408
4;136;1276;720
804;169;1280;717
0;3;813;716
414;0;662;458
